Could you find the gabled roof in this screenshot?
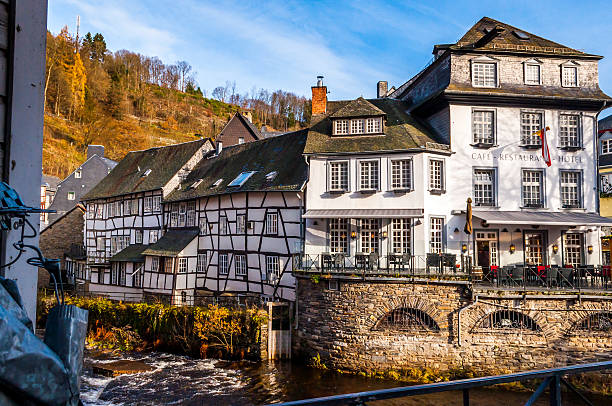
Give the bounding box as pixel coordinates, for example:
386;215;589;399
304;98;447;155
40;204;85;233
218;112;261;141
142;229;199;257
449;17;599;58
329;97;386;118
42;174;61;189
82;139;211;200
165;130;308;202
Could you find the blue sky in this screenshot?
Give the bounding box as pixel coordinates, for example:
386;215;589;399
48;0;612;117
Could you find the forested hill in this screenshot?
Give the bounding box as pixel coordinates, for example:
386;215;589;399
43;27;311;179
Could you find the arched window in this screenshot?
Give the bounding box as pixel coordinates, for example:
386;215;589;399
576;312;612;332
477;310;541;332
376;307;439;332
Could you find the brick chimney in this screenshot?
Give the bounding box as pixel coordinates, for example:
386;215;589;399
377;81;388;98
311;76;327;115
87;145;105;160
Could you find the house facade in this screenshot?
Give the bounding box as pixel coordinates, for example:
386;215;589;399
385;17;612;270
142;130;307;304
81;139;214;300
48;145;116;225
215;111;261;149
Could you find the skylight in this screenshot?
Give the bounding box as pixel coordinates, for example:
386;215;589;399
191;179;203;189
228;171;256;187
212;178;223;187
142;169;152;177
513;30;529;40
266;171;278;181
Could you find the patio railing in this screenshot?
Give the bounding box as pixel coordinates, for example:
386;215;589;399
475;264;612;291
293;253;466;277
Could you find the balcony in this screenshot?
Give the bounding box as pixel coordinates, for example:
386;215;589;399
293;253;465;278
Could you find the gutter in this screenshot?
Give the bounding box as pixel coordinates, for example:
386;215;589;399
457;295;478;347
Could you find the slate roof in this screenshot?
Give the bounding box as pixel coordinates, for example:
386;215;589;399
219;112;261;141
42;174;60;190
600;115;612;132
304;98;447;155
448;17;599;58
165;129;309;202
445;83;611;102
110;244;148;263
82;139;209;200
329;97;386;118
142;228;199;257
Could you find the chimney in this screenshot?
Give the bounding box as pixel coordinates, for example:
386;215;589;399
311;75;327;115
87;145;105;160
377;81;388;98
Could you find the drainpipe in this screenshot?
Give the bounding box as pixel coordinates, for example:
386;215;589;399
596;101;610;215
457;295;478;347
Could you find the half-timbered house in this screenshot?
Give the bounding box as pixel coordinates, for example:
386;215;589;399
144;130;308;304
81;138;214;300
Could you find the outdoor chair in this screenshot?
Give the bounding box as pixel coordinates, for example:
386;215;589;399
368;252;379;271
426;253;440;274
332;254;345;272
499;266;512;287
559;268;573;287
547;267;559;288
401;253;412;274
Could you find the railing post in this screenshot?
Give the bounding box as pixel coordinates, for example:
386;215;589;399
549;374;561;406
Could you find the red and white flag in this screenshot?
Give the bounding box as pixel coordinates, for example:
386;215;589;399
536;126;551;167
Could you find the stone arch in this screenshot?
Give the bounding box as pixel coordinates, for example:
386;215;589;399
472;309;542;332
562;302;612;336
369;296;445;331
467;305;551;337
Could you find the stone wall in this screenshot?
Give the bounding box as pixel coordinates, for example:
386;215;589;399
294;276;612;375
38;205;85;289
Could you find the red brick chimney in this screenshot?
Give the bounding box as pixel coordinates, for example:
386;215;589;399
311;76;327;115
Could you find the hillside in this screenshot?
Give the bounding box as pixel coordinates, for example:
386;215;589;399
43;28;309;179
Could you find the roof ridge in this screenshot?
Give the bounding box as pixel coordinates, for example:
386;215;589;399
125;138;206;154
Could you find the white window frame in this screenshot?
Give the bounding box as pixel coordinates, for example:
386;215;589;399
220;216;229;235
75;169;82;179
328;160;349;192
562;65;578;87
151;256;160;272
265;212;278;235
429;217;444;254
365;117;382;134
524;61;542;85
96;237;105;251
199;217;208;235
135;230;143;244
471;60;497;88
152;196;162;213
67;191;75;201
360;218;380;253
219;253;229;275
521;169;545;208
186;201;196;227
560;170;582;209
334;119;349;135
473;168;496;207
350;118;364;134
428;158;445;193
563;232;584;267
329;218;349;254
197;252;207;273
266;255;280;282
235;254;247;276
358;159;379;191
391;219;411;254
144;196;153;213
178;202;187;227
472;109;495;145
602;139;612;155
389;159;412;191
149;230;159;244
559;113;581;149
131;198;139;215
520;111;543;147
178;257;188;273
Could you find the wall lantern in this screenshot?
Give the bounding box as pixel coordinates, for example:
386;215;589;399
509;244;516;254
313;220;319;226
371;233;376;239
350;231;356;239
340;233;346;240
454;227;460;234
502;228;509;233
381;231;388;239
552;244;559;254
461;243;468;253
414;219;422;226
588;245;594;254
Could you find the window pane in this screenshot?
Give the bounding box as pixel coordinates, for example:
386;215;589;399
329;218;349;253
473;63;496;87
521;112;542;146
360;161;379;190
473;169;495;206
525;64;540;84
472;111;494;144
429;217;444;253
329;161;348;191
522;170;543;207
563;233;583;267
360;219;379;253
561;171;581;208
560;114;580;148
391;160;412;189
429;160;443;191
563;67;577;87
391;219;411;254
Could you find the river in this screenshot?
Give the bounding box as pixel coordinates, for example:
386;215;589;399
81;351;611;405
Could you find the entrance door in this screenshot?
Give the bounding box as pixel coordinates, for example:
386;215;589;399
475;231;498;268
524;231;547;265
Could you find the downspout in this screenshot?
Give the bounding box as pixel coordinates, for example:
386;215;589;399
457;295;478;347
596;101;610;215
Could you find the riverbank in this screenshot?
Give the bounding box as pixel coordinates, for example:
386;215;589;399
37;296;267;360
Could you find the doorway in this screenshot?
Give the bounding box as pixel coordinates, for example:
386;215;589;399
475;231;498;268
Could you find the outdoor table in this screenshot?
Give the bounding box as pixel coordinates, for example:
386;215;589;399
354;253;369;270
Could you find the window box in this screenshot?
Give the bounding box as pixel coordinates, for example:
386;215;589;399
358;188;377;195
561;204;582;209
391;188;411;194
558;145;582;152
522;203;544;209
328;189;347;195
429;189;446;195
520;143;542;150
471;142;494;149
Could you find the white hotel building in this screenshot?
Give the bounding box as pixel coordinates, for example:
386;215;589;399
301;17;612;274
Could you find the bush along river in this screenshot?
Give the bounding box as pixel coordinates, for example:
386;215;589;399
37;296;612;405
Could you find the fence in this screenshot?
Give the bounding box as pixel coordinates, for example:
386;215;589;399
271;360;612;406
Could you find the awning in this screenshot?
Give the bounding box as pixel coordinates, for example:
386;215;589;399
471;211;612;226
303;209;424;219
142;228;199;257
110;244;148;263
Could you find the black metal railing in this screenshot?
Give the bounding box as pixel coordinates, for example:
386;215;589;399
475;265;612;291
270;360;612;406
293;253;464;277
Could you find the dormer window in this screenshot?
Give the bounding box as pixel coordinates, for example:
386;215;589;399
366;118;382;133
562;66;578;87
350;119;364;134
523;59;542;85
472;61;497;87
333;117;383;136
228;171;256;187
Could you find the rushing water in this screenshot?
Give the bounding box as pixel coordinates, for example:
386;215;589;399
81;351;611;406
